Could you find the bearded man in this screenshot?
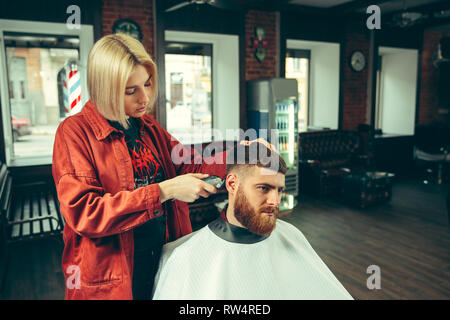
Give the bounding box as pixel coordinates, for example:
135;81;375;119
152;143;353;300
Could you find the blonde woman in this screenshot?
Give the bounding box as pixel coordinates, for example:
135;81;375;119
52;33;230;300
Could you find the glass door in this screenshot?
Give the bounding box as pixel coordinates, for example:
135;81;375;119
285;49;310;133
275;98;298;170
275;97;298;212
165;42;213;144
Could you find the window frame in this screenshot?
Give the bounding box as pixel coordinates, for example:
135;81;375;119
0;19;93;167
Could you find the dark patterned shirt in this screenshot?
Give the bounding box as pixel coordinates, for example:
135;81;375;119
108;117;166;299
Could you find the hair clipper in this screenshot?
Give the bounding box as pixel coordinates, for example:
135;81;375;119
202;175;225;189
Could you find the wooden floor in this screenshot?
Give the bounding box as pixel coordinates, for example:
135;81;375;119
282;178;450;300
0;236;65;300
1;177;449;300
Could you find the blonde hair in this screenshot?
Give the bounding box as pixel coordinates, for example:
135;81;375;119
87;33;158;129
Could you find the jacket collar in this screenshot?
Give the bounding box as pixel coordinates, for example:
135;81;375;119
81;101;155;141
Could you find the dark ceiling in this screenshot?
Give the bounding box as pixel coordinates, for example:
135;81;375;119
233;0;449;14
163;0;449;12
162;0;450;29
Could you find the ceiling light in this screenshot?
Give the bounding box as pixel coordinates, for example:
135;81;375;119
392;11;427;27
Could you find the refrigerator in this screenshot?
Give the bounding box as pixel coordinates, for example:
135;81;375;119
247;78;299;211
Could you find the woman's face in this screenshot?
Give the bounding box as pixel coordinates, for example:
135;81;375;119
124;64;154;118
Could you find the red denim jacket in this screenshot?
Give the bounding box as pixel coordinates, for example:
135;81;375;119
52;101;227;299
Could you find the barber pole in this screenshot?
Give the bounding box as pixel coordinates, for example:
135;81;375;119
62;78;69;114
67;62;82;115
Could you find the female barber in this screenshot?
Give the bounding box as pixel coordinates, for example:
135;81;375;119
52;33;258;299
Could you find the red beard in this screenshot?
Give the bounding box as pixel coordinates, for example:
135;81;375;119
234;190;279;236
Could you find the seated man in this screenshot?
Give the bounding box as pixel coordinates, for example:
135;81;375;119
152;143;353;300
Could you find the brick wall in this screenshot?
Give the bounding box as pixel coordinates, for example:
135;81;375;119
13;48;43;92
245;10;278;81
418;29;450;125
102;0;154;59
341;31;370;131
102;0;155;116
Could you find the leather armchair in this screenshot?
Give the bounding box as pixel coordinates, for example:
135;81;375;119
298;130;362;196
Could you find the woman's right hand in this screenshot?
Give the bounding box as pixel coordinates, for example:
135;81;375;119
159;173;218;203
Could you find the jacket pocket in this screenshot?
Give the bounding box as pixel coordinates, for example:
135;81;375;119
79;235;123;286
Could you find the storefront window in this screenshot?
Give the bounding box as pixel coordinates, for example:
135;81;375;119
0;20;93;165
4;34;79;157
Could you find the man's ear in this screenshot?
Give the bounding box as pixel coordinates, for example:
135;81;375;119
225;173;238;195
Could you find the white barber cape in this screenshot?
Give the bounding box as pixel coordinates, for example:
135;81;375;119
152;217;353;300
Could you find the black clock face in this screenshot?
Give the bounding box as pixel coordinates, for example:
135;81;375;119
351;51;366;72
112;19;142;41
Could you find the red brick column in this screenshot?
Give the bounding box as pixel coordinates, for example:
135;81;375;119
102;0;154;59
245;10;278;81
341;31;370;131
418;30;450;125
101;0;155;116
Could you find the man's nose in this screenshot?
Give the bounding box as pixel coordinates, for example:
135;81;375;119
266;190;281;207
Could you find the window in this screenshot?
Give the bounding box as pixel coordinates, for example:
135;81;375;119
5;35;79;158
165;31;240;144
286;39;340;130
8;81;14;100
374;55;382;130
285;49;310;132
165;42;213;144
0;20;93;166
375;47;418;135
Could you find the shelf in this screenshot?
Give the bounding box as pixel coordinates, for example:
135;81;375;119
277;130;298;133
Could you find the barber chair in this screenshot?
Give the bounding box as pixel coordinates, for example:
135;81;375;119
413;148;450;184
298;130;362;197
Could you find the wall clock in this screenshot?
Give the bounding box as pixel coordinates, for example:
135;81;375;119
112;19;143;41
350;50;366;72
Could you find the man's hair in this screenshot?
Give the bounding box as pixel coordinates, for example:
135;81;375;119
226;142;287;175
87;33;158;129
